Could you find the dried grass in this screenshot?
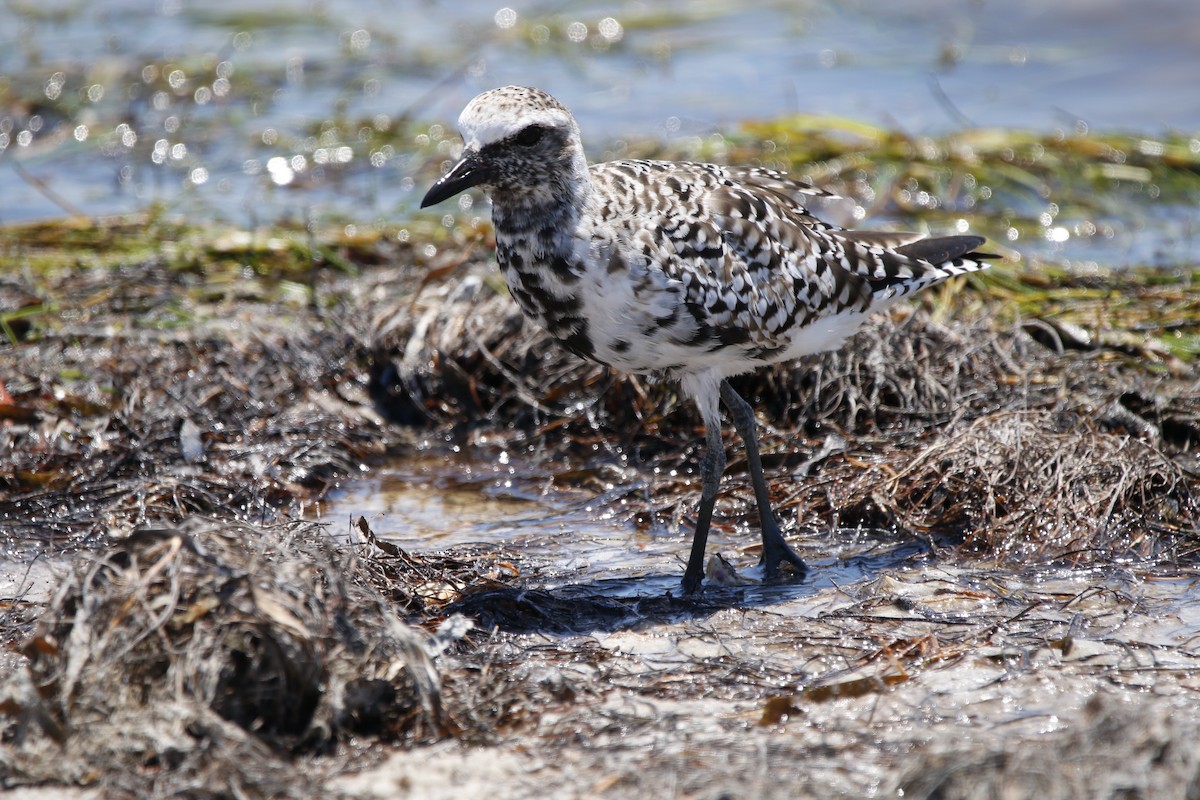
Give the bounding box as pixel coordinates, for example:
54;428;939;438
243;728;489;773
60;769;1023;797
893;411;1196;559
3;518;444;798
1;261;386;555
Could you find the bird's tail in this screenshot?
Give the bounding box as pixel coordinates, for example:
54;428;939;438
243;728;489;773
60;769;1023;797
869;234;995;302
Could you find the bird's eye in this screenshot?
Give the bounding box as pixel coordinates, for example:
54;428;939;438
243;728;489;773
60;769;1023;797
513;125;546;147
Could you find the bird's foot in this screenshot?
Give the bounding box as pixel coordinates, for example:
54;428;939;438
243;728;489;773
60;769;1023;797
760;524;808;582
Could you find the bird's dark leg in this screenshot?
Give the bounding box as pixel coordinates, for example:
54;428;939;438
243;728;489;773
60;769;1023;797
681;391;726;595
719;380;808;581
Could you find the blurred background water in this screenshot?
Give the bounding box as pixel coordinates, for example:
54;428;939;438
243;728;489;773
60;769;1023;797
1;0;1198;263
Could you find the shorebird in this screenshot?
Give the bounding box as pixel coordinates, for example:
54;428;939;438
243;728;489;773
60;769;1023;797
421;86;991;594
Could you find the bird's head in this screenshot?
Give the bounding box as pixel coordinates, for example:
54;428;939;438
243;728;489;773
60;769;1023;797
420;86;587;210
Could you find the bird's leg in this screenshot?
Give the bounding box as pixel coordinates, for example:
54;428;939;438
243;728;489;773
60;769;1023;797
719;380;808;581
681;399;726;595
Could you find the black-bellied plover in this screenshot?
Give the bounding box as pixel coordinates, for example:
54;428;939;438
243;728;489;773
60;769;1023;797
422;86;991;594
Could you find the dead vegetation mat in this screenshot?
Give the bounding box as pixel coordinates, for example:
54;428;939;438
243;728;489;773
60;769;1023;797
3;519;448;797
1;259;386;555
2;238;1200;797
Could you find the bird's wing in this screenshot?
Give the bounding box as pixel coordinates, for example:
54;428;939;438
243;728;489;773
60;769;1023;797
588;160;987;351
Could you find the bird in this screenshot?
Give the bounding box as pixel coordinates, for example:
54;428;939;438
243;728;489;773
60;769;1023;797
421;86;991;594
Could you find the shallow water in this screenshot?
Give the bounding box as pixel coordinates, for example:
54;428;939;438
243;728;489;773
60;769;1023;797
314;449;929;601
2;0;1199;265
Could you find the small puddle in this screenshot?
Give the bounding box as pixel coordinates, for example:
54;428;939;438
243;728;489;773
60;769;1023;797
314;449;930;603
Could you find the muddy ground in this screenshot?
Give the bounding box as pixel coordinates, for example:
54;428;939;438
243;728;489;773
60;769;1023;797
2;218;1200;799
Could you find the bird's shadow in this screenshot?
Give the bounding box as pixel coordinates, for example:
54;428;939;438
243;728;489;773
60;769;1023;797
446;539;926;635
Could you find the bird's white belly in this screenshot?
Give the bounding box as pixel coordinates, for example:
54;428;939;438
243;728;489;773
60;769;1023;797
574;268;695;373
